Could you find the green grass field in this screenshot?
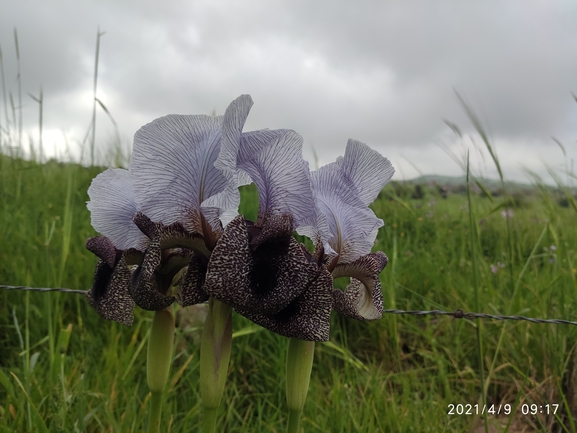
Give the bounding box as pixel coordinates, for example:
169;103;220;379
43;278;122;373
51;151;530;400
1;150;577;432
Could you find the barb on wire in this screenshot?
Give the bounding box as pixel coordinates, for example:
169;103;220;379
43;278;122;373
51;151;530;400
2;285;577;326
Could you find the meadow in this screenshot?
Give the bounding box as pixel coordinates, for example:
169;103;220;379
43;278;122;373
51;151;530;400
1;146;577;432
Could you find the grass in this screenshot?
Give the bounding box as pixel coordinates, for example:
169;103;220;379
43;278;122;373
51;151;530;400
1;150;577;432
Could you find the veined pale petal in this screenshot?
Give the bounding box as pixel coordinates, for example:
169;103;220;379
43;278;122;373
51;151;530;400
203;94;255;227
215;94;254;173
310;163;383;263
335;139;395;206
236;129;317;229
130;113;236;233
87;168;148;251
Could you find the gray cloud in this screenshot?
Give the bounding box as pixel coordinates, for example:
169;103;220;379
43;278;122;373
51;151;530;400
1;0;576;183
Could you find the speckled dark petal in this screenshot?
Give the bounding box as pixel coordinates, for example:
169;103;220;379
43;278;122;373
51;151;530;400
86;256;135;326
246;212;291;249
235;266;334;342
133;211;212;258
86;236;119;268
176;253;210;306
205;214;318;314
129;235;176;311
331;252;388;320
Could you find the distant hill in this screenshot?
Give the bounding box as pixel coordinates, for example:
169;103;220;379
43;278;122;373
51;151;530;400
383;175;577;212
402;175;558;192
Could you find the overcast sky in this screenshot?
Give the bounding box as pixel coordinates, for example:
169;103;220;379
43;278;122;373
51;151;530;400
1;0;576;184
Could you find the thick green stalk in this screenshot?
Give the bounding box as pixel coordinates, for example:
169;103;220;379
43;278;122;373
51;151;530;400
200;298;233;433
286;338;315;433
147;307;175;433
147;392;163;433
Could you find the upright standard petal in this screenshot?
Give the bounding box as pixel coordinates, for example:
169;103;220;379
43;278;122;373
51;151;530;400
309;163;383;264
335;139;395;206
131;114;224;231
131;96;253;234
87;168;148;251
214;94;254;173
203;94;254;227
300;140;394;264
236;129;317;230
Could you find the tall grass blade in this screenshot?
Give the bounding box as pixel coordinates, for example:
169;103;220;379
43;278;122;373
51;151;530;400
13;28;22;150
28;87;43;162
9;372;49;433
0;43;10;149
90;27;105;166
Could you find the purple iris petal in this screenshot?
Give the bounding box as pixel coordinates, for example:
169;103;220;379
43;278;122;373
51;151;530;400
87;168;148;251
301;139;394;264
335;139;395;207
129;214;212;310
233;129;318;230
307;163;382;263
129;233;176;311
130;95;253;233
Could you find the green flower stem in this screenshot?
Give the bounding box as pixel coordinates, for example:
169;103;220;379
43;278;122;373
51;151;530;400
147;392;163;433
146;306;175;433
200;298;233;433
286;338;315;433
287;409;303;433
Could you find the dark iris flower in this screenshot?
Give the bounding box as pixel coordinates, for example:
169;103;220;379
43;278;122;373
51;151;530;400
202;133;394;342
85;168;146;325
299;139;395;322
85;95;257;325
203;128;333;341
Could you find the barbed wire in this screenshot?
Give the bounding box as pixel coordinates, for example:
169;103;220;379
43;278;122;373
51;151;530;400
2;284;577;326
381;309;577;326
1;285;89;295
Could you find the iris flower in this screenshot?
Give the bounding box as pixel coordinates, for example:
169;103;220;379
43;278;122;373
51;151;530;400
202;127;334;341
284;139;394;433
85;168;146;326
85;95;256;323
205;136;394;342
304;139;395;324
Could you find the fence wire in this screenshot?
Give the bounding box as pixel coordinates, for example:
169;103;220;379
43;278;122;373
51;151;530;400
2;284;577;326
